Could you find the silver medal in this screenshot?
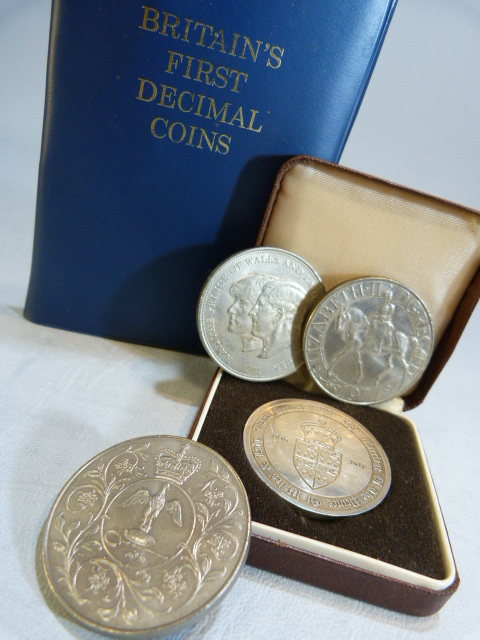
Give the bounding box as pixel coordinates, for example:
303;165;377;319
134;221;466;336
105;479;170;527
43;436;250;636
303;277;434;404
197;247;324;381
243;399;391;517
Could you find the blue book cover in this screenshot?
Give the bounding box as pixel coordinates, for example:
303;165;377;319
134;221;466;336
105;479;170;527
25;0;397;353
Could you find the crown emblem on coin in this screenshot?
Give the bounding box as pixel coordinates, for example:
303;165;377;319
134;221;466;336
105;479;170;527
155;444;201;484
300;420;342;450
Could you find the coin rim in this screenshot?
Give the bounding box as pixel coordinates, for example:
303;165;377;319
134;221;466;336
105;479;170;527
243;398;392;517
302;276;435;405
196;247;323;381
42;435;251;637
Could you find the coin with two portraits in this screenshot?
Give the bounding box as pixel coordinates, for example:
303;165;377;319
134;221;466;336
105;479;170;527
197;247;324;381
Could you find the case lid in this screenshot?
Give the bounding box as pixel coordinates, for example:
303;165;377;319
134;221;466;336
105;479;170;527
257;156;480;408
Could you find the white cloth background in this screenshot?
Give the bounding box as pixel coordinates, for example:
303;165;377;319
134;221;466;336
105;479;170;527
1;1;479;638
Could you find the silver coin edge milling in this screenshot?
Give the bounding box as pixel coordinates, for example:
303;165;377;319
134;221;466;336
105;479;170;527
42;435;251;637
303;276;435;405
243;398;392;518
197;246;323;382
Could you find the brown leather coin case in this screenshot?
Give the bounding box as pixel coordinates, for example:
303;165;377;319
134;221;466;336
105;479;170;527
189;156;480;615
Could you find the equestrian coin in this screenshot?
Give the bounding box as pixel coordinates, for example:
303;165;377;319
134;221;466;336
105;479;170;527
243;399;391;517
303;277;434;404
197;247;324;381
43;436;250;636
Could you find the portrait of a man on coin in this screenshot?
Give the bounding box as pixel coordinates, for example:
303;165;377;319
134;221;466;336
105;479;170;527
227;273;275;353
249;279;307;359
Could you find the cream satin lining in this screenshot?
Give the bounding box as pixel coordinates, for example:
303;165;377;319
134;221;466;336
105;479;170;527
263;162;480;346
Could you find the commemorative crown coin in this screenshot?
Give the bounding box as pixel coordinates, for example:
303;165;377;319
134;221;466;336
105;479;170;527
303;277;434;405
43;436;250;636
243;399;391;517
197;247;324;381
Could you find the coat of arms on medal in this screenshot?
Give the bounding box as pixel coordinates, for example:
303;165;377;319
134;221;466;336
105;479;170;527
293;420;342;489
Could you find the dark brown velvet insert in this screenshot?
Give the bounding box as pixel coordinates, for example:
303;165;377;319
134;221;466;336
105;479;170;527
195;373;445;580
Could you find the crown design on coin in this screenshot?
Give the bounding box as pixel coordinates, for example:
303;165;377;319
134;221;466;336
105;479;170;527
300;420;342;450
155;444;201;484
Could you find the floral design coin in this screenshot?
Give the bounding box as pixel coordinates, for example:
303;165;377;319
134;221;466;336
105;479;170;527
243;399;391;517
303;277;434;404
43;436;250;636
197;247;324;381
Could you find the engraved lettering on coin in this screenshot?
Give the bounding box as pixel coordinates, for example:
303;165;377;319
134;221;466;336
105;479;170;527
197;248;324;381
43;436;250;636
303;277;434;404
243;399;391;517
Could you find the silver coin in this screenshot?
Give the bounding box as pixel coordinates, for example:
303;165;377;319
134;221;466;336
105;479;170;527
43;436;250;636
197;247;324;381
303;277;434;405
243;399;391;517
